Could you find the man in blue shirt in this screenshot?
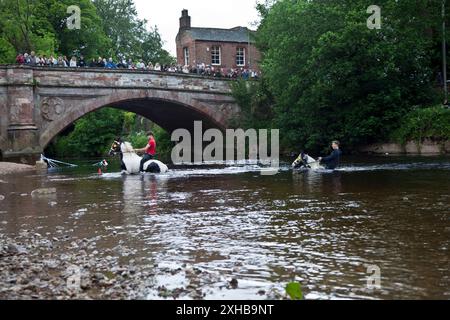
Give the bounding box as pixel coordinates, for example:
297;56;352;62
318;141;342;170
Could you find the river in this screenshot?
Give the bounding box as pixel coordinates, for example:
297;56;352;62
0;156;449;300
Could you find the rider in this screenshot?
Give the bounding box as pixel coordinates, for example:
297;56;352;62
138;131;156;173
318;141;342;170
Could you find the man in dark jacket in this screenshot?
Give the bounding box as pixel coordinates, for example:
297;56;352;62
78;55;86;68
319;141;342;170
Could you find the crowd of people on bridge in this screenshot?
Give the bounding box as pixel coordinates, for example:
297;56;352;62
14;52;260;79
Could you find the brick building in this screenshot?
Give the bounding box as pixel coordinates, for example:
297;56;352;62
175;9;261;71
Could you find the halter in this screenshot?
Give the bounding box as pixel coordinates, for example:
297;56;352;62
110;141;137;155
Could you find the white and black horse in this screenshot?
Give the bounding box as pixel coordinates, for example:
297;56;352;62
109;139;169;174
292;152;324;171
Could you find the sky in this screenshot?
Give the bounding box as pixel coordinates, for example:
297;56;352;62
134;0;261;56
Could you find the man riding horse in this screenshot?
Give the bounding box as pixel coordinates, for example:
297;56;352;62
135;131;156;174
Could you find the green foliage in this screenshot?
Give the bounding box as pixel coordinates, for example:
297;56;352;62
392;106;450;144
47;107;174;160
285;282;303;300
250;0;446;153
45;0;110;58
125;132;149;150
0;0;108;58
93;0;174;63
152;126;174;159
50;108;124;158
0;0;173;63
230;79;273;129
0;37;16;63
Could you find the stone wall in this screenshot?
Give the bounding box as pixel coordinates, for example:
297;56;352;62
360;139;450;154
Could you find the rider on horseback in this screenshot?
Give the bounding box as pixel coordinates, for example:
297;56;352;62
136;131;156;173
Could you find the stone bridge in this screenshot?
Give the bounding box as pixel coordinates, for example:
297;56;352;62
0;66;239;163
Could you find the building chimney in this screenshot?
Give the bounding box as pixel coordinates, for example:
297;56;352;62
180;9;191;30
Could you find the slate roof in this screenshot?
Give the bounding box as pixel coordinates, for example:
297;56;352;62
184;27;256;43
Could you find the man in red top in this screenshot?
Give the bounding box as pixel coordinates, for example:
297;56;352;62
138;131;156;173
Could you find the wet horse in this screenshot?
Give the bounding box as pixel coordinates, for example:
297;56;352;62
292;152;324;171
109;139;169;174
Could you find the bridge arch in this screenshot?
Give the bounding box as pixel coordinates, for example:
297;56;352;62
39;89;228;149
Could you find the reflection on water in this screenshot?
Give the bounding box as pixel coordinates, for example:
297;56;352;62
0;156;449;299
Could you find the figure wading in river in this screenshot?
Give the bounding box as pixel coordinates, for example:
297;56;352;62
292;141;342;171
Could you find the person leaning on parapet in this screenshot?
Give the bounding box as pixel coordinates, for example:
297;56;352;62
106;58;117;69
27;51;37;66
318;141;342;170
96;56;105;68
78;55;86;68
69;56;77;68
15;53;25;65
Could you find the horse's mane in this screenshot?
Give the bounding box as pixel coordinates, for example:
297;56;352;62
121;141;135;153
304;154;317;164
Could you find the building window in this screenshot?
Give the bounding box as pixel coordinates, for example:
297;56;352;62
236;48;245;66
211;46;221;65
183;47;189;66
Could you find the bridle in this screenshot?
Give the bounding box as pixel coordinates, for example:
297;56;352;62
109;140;122;156
109;140;138;155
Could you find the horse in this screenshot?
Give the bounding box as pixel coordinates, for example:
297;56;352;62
109;139;169;175
292;152;324;171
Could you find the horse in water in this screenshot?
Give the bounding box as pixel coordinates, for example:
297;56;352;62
292;152;324;171
109;139;169;174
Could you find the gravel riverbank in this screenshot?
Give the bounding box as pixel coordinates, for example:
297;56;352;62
0;162;35;175
0;230;276;300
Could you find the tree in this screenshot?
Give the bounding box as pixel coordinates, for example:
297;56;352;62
93;0;174;63
0;0;109;58
43;0;110;58
93;0;144;59
0;0;56;55
51;108;125;158
255;0;446;152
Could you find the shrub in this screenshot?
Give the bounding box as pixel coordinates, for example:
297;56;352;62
392;106;450;144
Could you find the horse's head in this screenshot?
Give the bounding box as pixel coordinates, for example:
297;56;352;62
292;152;315;168
109;138;122;156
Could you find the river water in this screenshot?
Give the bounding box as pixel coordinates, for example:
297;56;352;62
0;156;449;300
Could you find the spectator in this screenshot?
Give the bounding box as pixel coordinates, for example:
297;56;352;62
127;59;135;69
69;56;77;67
242;69;250;80
42;55;50;67
49;55;57;66
136;59;145;70
78;55;86;68
106;58;117;69
28;51;37;66
117;59;128;69
154;63;161;71
97;57;105;68
16;53;25;65
63;56;69;67
147;62;154;70
89;58;97;68
57;56;66;67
